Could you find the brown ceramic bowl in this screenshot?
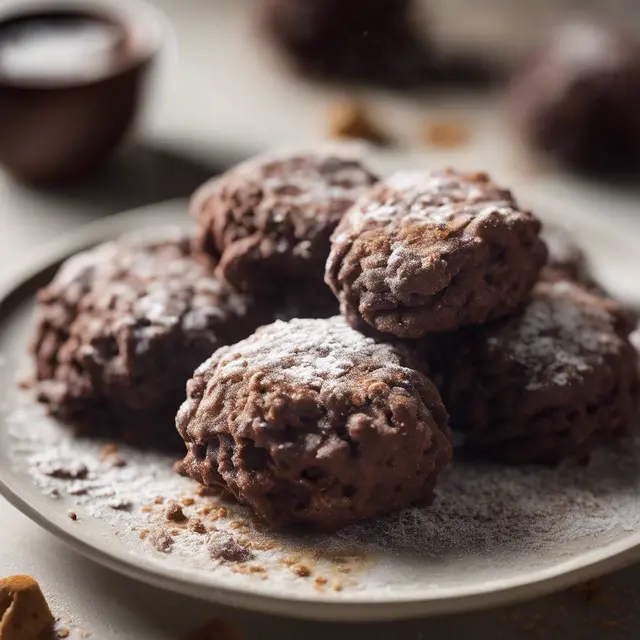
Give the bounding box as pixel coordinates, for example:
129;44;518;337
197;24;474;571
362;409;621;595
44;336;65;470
0;0;166;184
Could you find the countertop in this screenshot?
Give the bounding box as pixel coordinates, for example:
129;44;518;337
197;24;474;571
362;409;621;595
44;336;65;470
1;1;640;638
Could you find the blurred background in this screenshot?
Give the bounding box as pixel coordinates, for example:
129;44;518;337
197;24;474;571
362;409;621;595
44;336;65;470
2;0;639;289
2;1;640;192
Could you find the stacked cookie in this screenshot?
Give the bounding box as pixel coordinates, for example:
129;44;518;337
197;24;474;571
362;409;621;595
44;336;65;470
326;168;638;465
31;152;375;449
32;151;639;531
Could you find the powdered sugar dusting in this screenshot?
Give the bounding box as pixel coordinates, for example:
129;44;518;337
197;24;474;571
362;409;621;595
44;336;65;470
345;168;517;233
486;280;625;391
203;317;405;388
6;398;640;599
40;233;251;364
196;151;376;222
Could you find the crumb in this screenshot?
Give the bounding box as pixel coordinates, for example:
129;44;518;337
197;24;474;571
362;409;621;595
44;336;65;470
230;565;268;579
40;461;88;480
337;566;352;574
138;529;149;540
154;496;165;505
217;507;228;519
209;536;254;563
197;505;214;517
188;519;207;534
421;119;470;149
196;485;220;497
17;376;33;390
182;617;244;640
244;539;274;552
69;486;88;496
248;566;265;574
98;444;119;460
46;488;61;499
327;100;392;146
68;511;78;521
314;577;328;589
141;506;152;513
230;520;248;530
57;628;70;638
181;497;195;507
148;529;173;553
170;529;181;536
166;503;187;523
281;555;301;567
293;565;312;578
0;575;55;638
333;583;343;592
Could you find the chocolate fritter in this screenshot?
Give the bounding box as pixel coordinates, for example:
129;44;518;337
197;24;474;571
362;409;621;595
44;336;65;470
191;151;378;294
177;316;451;530
32;234;267;447
258;0;434;89
510;22;640;176
437;280;639;465
326;169;547;338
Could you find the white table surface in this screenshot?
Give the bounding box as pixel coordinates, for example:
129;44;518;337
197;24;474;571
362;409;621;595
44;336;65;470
2;1;640;637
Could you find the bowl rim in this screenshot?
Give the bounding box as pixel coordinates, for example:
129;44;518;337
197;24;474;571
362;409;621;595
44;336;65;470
0;0;170;89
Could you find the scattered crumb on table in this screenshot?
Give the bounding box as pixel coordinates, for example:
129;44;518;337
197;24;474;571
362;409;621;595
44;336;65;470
421;119;470;149
327;100;392;146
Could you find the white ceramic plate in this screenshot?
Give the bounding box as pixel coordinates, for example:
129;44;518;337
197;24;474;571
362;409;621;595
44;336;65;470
1;200;640;622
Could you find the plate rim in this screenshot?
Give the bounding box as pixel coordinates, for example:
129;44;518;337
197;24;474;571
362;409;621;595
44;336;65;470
1;199;640;622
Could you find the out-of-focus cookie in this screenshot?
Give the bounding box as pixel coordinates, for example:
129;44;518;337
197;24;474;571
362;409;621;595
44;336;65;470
510;22;640;176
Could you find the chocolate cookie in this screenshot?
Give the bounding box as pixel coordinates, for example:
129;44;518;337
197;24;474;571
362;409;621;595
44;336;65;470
177;316;451;530
191;151;378;294
510;22;640;176
436;279;639;464
326;169;547;337
258;0;434;89
32;233;268;447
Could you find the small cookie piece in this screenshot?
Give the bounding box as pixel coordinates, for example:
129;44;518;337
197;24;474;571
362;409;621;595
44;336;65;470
437;280;639;464
258;0;434;89
509;22;640;176
32;234;268;447
191;151;378;294
177;317;451;530
326;168;547;337
0;575;54;640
